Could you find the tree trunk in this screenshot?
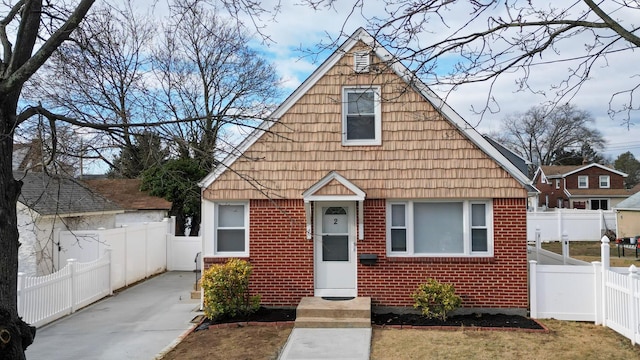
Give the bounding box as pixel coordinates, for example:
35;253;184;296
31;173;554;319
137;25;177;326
0;98;35;360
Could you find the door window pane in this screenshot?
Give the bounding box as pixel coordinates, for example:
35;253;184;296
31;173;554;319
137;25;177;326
322;235;349;261
323;207;348;234
414;202;463;253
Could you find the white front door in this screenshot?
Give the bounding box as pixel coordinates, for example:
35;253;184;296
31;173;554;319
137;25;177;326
314;202;357;297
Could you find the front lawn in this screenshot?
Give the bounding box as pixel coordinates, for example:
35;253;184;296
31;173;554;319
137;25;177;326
160;319;640;359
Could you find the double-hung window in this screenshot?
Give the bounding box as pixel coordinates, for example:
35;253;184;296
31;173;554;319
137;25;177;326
599;175;610;188
342;87;381;146
578;175;589;188
386;200;492;256
215;202;249;256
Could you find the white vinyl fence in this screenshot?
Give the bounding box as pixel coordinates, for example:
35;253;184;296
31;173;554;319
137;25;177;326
168;236;202;271
529;238;640;345
527;209;615;242
17;218;201;328
18;254;112;327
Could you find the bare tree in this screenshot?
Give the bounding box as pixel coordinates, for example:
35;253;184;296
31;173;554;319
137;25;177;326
497;104;605;170
152;1;281;169
25;1;156;177
273;1;640;126
0;2;97;357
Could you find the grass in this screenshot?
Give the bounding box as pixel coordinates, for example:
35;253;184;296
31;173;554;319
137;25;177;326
161;320;640;360
540;241;640;267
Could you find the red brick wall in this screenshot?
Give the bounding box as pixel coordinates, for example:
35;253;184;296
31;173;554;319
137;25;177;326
357;198;528;309
204;199;314;306
204;198;528;310
565;168;624;189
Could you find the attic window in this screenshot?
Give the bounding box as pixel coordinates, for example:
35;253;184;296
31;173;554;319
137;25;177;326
353;52;370;73
342;87;381;146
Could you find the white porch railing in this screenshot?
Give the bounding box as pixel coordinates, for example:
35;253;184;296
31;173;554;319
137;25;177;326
18;252;112;328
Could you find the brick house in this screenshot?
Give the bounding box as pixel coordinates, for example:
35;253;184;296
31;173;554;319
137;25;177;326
199;28;535;314
533;164;629;210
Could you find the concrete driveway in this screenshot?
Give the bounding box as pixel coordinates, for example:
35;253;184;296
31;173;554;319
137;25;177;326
25;271;201;360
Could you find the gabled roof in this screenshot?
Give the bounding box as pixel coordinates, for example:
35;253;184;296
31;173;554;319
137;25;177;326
199;28;533;192
17;171;123;217
302;171;366;202
83;178;172;211
540;164;627;178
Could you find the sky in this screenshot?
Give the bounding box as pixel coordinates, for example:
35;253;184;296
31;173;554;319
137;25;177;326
199;0;640;163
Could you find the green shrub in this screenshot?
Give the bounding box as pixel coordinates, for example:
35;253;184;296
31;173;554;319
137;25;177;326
412;278;462;321
201;258;260;320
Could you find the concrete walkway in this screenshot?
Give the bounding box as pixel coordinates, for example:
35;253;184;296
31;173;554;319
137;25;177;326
279;328;372;360
26;271;201;360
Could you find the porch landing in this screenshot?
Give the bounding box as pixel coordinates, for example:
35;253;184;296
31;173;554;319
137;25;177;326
294;297;371;328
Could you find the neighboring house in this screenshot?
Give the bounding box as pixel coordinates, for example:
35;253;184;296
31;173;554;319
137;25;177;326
614;191;640;238
533;164;630;210
13;142;43;171
199;28;535;314
83;178;172;226
17;171;123;276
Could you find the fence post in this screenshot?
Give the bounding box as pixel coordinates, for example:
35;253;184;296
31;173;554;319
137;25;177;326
601;235;610;327
562;232;569;265
144;222;149;278
529;260;538;318
121;225;129;287
17;272;25;317
164;218;171;271
68;258;77;313
629;265;638;345
592;262;603;325
104;249;113;296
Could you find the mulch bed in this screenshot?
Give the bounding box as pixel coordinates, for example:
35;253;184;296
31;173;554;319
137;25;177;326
372;312;546;331
197;307;547;332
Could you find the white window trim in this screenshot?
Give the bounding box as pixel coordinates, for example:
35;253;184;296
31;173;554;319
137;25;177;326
599;175;610;188
342;86;382;146
578;175;589;189
386;200;493;257
214;201;249;257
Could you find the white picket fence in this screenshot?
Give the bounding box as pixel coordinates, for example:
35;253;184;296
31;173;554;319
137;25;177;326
529;238;640;345
18;254;112;327
17;219;202;328
527;209;615;242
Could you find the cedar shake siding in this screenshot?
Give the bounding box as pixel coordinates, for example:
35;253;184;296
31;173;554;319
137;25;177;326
203;42;527;201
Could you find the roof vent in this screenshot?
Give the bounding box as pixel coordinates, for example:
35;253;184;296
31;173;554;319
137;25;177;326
353;52;370;73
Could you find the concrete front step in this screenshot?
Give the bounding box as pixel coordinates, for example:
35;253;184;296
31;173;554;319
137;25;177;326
295;297;371;328
295;316;371;328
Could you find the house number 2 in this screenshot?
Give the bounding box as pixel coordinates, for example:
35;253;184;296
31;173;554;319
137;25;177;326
334;218;338;225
